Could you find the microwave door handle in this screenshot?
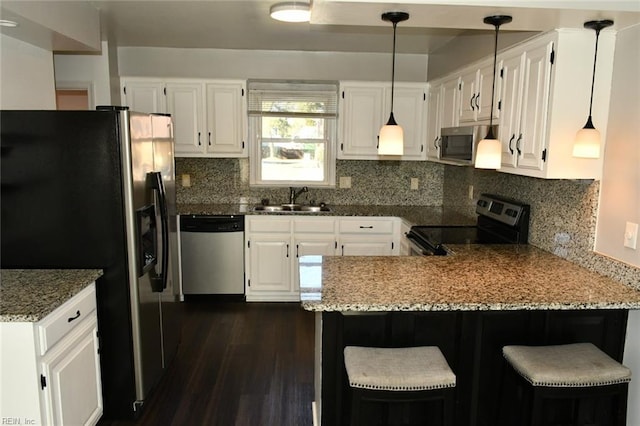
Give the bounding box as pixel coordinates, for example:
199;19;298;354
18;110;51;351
148;171;169;292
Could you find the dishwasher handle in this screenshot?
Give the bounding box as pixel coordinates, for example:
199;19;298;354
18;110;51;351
180;215;244;232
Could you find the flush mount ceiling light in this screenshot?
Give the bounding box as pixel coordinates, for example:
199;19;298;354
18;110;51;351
378;11;409;156
270;2;311;23
474;15;512;170
573;19;614;159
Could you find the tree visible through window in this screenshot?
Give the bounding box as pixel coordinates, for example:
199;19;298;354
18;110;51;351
248;81;337;186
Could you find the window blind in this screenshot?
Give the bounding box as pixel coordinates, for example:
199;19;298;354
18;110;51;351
248;80;339;118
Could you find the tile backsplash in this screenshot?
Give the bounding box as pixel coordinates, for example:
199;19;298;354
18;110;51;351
176;158;444;206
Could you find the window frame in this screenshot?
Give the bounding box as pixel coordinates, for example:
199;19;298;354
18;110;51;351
248;80;337;188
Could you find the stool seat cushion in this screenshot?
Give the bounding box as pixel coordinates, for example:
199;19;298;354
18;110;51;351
344;346;456;391
503;343;632;388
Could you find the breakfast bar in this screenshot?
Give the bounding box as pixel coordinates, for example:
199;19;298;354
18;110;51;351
300;245;640;425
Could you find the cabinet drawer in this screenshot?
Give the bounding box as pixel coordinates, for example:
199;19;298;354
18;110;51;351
37;283;97;356
247;218;291;233
293;218;336;234
339;219;394;234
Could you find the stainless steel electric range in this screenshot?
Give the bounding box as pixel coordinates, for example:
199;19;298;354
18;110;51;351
406;194;530;256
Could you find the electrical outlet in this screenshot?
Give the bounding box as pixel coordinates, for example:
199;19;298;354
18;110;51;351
468;185;474;200
624;222;638;249
182;174;191;187
410;178;419;190
339;176;351;189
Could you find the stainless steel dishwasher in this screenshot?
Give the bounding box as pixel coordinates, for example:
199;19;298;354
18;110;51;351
180;215;245;296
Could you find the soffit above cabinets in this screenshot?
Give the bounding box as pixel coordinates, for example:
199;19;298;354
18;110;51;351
2;0;639;54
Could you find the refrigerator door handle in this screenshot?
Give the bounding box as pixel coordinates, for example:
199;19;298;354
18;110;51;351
148;171;169;292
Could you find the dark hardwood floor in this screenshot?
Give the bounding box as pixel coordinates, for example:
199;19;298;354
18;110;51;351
101;301;315;426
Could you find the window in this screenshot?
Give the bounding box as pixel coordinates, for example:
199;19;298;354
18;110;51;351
248;80;338;187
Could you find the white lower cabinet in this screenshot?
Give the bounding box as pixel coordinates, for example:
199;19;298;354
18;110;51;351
0;283;102;426
338;217;400;256
245;215;400;301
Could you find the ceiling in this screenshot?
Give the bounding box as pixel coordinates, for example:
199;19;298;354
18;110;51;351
90;0;640;54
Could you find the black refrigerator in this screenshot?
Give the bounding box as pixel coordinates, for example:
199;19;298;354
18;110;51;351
1;107;181;420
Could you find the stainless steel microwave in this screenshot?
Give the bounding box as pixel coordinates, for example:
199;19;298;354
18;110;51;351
439;125;497;165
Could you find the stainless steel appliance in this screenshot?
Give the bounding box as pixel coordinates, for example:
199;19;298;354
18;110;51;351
406;194;530;255
0;107;181;420
180;215;245;296
439;125;497;165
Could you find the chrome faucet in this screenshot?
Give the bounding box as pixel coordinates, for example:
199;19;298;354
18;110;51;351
289;186;308;204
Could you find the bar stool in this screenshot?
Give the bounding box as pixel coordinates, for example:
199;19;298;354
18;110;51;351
343;346;456;426
501;342;631;426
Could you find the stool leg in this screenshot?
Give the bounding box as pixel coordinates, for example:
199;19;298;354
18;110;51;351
351;388;361;426
443;388;455;426
530;387;543;426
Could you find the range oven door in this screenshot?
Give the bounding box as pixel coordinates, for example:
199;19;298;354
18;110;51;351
405;232;434;256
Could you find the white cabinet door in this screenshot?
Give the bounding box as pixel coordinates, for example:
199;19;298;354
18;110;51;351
339;83;385;159
122;79;165;114
476;61;497;122
426;84;442;160
459;68;478;122
339;237;394;256
205;81;246;157
166;82;205;155
391;85;427;160
516;41;553;171
247;235;292;294
499;53;525;169
440;76;460;129
41;314;102;426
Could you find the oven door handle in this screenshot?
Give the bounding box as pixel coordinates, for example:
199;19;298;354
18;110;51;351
405;233;429;256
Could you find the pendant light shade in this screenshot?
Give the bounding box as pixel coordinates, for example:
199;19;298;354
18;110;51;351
270;2;310;23
378;11;409;156
573;19;613;158
475;15;512;169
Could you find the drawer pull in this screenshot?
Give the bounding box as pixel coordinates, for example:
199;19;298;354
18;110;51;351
359;226;374;229
67;310;81;323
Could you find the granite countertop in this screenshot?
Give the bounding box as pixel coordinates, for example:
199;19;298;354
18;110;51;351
0;269;103;322
300;245;640;312
177;203;476;227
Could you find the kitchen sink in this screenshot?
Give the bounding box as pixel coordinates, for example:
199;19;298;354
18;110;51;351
252;204;332;213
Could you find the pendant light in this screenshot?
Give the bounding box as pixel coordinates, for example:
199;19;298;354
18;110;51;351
475;15;512;169
378;11;409;156
572;19;613;158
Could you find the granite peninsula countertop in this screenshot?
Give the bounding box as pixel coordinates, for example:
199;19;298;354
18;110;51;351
177;203;476;227
300;245;640;312
0;269;103;322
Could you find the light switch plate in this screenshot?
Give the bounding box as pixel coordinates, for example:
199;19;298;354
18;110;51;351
410;178;419;190
624;222;638;249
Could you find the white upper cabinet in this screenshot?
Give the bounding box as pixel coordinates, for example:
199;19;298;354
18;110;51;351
205;81;247;157
338;81;427;161
121;77;247;158
427;29;614;179
459;60;497;123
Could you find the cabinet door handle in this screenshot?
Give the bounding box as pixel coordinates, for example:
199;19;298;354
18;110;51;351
67;310;81;323
516;134;523;156
341;245;345;256
296;244;299;258
359;226;374;229
376;135;379;149
198;132;201;146
470;94;476;110
475;93;480;109
208;132;212;146
508;134;515;155
286;244;289;258
433;137;439;148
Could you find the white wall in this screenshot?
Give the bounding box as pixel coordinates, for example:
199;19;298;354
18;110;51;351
54;41;114;108
594;23;640;425
118;47;428;82
0;34;55;109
